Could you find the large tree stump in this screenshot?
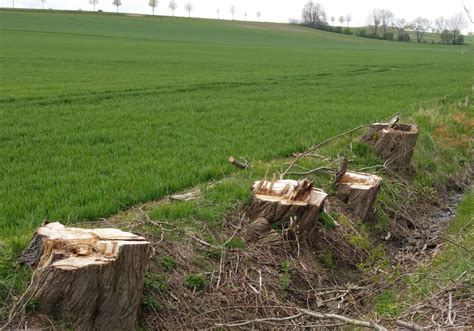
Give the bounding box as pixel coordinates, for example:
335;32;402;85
247;179;327;241
336;171;382;222
19;222;153;331
362;123;419;171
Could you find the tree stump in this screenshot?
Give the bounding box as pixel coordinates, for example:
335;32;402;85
336;171;382;222
247;179;327;241
19;222;153;331
242;217;288;250
362;123;419;171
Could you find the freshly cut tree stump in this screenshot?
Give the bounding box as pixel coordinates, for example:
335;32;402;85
247;179;327;240
19;222;152;331
362;123;419;171
242;217;287;250
336;171;382;222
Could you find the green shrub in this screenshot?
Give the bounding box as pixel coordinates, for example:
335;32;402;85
383;32;394;40
184;273;206;291
373;290;400;316
144;273;168;294
278;273;292;290
320;212;337;230
398;32;410;42
358;29;367;37
343;28;352;35
160;256;177;271
225;237;246;250
143;296;163;312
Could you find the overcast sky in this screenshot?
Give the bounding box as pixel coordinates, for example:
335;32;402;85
2;0;473;31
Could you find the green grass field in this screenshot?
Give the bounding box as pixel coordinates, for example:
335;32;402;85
0;9;471;246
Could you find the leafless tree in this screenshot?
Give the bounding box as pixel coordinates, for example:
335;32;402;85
168;0;177;16
12;0;14;8
89;0;99;11
149;0;158;15
244;11;248;21
412;17;431;43
216;9;220;19
463;1;473;23
302;1;326;26
256;11;261;21
330;16;335;25
434;17;453;44
41;0;46;9
184;2;193;18
367;8;382;35
112;0;121;13
230;6;236;20
448;13;468;42
338;16;345;26
345;14;352;27
380;9;394;35
393;18;410;39
434;16;447;32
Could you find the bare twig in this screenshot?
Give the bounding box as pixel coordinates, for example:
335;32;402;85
396;319;425;330
281;124;372;178
286;167;335;176
298;309;387;331
215;313;303;327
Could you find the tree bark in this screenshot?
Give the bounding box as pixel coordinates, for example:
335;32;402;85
19;222;152;331
336;171;382;222
247;179;327;241
362;123;418;172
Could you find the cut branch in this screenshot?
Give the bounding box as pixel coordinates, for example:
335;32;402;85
298;308;387;331
282;124;371;177
216;309;387;330
228;156;249;169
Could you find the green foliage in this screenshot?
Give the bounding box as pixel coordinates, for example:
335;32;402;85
320;248;335;268
277;260;293;290
277;273;292;290
348;224;371;250
357;29;367;37
159;256;177;271
184;273;206;291
143;296;163;312
320;212;336;230
383;32;394;40
144;273;168;294
225;237;246;250
373;290;399;316
279;260;292;273
398;32;411;42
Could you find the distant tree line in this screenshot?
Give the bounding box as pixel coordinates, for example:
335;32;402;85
299;1;469;45
299;2;353;36
64;0;261;21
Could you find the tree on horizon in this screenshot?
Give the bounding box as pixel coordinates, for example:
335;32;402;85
112;0;122;13
168;0;177;16
149;0;158;15
89;0;99;12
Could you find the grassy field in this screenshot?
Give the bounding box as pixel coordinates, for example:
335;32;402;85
0;9;471;249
